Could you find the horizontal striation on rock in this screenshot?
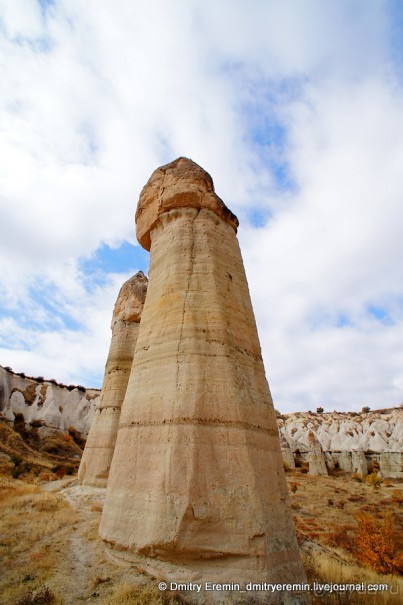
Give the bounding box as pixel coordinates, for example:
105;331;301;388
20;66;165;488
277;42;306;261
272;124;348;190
78;271;148;487
99;158;306;592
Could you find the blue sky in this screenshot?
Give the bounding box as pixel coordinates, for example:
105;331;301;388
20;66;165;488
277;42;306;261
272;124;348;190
1;0;403;411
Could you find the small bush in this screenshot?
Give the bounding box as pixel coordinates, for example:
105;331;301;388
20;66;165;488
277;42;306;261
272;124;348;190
16;584;56;604
391;490;403;505
290;482;298;493
352;472;362;482
68;426;86;447
354;512;402;574
54;467;66;479
316;406;324;414
326;526;353;550
283;461;290;472
361;406;371;413
366;471;382;489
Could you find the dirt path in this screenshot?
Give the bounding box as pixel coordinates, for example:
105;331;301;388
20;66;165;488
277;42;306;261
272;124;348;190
41;479;145;604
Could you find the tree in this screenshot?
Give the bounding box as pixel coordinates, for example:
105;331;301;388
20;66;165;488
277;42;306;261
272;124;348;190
361;406;371;413
355;512;402;574
316;406;324;414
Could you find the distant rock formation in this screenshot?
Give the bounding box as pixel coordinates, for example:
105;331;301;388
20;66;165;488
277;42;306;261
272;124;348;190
351;449;368;477
338;450;353;472
307;431;328;476
380;451;402;479
0;366;99;434
78;272;148;487
99;157;306;594
280;433;295;468
2;362;402;480
278;409;402;478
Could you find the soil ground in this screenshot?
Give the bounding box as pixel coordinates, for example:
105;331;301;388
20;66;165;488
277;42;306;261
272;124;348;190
0;471;401;605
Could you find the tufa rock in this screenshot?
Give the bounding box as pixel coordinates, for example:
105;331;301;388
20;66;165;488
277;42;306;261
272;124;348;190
280;433;295;468
338;450;353;472
78;272;148;487
351;449;368;477
0;366;99;434
99;158;306;596
379;451;403;479
307;431;328;476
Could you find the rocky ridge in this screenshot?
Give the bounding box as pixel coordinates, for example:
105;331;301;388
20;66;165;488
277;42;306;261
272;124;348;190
279;408;402;478
1;364;402;478
0;365;99;436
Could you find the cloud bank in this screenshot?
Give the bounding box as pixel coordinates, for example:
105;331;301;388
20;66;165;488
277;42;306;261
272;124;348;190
1;0;402;411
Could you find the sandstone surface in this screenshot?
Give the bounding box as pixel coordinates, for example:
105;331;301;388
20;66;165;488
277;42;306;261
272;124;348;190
280;433;295;469
307;431;328;476
0;366;99;435
351;449;368;477
78;272;148;487
99;158;306;597
278;409;402;478
379;451;402;479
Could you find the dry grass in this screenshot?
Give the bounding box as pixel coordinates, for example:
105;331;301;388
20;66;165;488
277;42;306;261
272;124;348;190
286;472;402;547
100;583;188;605
0;464;401;605
0;419;84;482
287;472;402;604
303;550;403;604
0;477;77;604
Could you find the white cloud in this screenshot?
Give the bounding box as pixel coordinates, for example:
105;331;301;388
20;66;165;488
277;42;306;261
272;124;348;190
0;0;402;410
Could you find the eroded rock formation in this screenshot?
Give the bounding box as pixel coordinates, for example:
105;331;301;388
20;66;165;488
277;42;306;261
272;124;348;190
280;433;295;469
380;451;402;479
78;272;148;487
351;449;368;477
307;431;328;476
0;365;99;434
99;158;306;595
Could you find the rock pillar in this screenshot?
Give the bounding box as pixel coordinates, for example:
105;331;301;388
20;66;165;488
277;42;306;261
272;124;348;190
351;449;368;477
99;158;306;591
78;272;148;486
280;433;295;469
308;431;328;476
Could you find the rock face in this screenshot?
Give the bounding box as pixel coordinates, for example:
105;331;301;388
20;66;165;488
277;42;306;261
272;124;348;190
278;408;403;478
78;272;148;487
278;409;402;454
380;451;402;479
351;449;368;477
307;431;328;476
0;366;99;434
99;158;306;593
280;433;295;469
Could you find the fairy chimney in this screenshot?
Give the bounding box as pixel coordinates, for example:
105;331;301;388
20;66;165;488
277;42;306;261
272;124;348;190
307;431;328;476
78;271;148;486
99;158;306;596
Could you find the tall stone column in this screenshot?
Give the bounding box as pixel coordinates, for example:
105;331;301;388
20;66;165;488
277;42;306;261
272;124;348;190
78;271;148;487
100;158;306;592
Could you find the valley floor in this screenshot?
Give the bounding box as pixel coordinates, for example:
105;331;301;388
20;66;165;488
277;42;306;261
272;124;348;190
0;473;401;605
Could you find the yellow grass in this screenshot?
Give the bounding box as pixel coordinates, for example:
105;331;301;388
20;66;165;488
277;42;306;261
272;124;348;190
101;583;187;605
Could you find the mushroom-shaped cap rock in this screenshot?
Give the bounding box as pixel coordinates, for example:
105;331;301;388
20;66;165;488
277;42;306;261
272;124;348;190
135;157;239;250
112;271;148;324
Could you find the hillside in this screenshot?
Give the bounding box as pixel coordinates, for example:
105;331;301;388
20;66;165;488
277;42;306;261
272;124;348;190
1;364;402;481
